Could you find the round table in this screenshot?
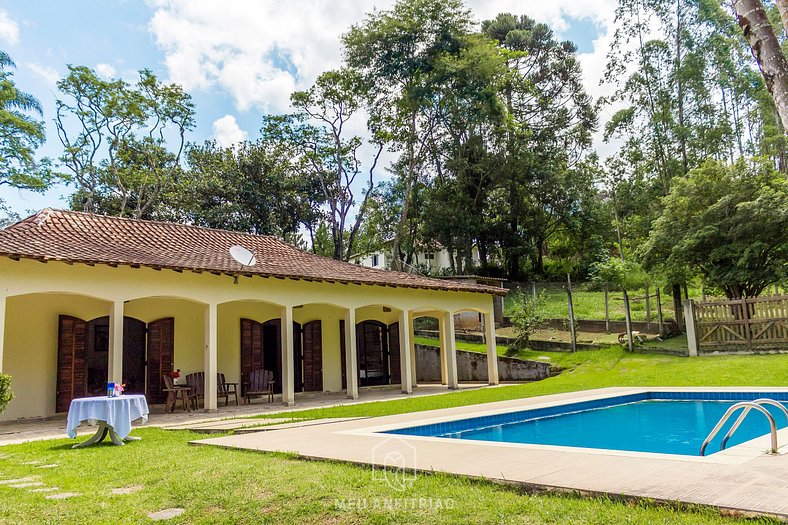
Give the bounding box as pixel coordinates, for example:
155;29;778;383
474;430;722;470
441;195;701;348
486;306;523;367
66;395;149;448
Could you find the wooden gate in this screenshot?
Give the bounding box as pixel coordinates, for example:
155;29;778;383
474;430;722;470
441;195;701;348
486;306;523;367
692;295;788;352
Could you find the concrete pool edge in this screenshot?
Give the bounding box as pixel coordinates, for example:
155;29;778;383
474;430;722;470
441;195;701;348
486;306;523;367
193;387;788;520
346;386;788;463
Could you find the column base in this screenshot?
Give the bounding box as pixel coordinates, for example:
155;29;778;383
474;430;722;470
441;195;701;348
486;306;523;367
282;400;295;407
203;408;218;413
347;394;359;400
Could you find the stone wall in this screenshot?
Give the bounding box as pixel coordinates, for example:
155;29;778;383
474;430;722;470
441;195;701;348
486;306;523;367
415;344;552;382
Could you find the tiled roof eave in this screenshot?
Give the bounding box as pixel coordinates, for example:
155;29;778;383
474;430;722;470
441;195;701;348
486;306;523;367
0;252;508;296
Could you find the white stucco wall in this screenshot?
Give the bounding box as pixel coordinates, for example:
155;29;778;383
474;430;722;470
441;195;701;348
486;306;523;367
0;257;497;420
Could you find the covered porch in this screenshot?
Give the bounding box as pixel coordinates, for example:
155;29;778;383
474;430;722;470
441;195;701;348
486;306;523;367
0;209;505;422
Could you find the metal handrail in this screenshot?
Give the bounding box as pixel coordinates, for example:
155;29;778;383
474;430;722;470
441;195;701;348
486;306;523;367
720;398;788;450
699;402;778;456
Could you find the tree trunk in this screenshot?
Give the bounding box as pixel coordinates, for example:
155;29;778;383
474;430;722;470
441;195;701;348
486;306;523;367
732;0;788;132
672;283;684;332
776;0;788;35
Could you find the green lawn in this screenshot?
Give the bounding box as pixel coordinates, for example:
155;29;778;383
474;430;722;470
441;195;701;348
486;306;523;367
506;282;708;322
264;347;788;421
2;348;787;524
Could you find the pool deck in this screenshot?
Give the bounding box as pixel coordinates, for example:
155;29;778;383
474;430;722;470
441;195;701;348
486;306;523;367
195;387;788;521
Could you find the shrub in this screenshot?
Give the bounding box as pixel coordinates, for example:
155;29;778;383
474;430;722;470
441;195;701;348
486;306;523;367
507;291;547;355
0;374;13;414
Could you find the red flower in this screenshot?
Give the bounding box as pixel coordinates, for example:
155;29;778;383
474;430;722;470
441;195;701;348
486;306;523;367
169;369;181;379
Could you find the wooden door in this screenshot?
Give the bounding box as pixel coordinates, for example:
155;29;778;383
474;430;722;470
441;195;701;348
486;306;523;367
302;320;323;392
262;319;282;394
56;315;88;413
122;317;147;395
357;321;388;386
388;322;401;385
146;317;174;404
293;322;303;392
240;318;263;394
339;320;346;390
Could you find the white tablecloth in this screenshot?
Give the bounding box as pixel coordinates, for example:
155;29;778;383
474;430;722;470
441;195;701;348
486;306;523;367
66;395;149;439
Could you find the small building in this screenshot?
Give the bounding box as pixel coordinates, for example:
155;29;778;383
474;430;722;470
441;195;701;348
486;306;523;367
0;209;506;421
353;244;481;274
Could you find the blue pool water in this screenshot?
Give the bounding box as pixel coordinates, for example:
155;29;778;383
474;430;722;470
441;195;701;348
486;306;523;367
388;392;788;456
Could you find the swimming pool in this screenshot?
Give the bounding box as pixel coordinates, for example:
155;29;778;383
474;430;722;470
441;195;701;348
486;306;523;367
387;391;788;456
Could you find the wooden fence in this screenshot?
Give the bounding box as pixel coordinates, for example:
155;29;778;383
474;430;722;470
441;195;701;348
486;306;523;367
687;295;788;353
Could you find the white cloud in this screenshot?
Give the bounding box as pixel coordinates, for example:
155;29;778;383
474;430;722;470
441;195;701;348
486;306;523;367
148;0;618;154
95;63;117;79
212;114;248;148
25;63;59;86
0;9;19;45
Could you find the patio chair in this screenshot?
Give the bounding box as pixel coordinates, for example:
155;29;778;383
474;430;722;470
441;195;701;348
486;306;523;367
244;369;275;404
185;372;205;409
162;374;192;413
217;373;239;406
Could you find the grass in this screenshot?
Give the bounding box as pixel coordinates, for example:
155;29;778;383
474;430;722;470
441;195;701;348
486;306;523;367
0;428;773;524
3;348;787;524
263;347;788;421
505;282;707;322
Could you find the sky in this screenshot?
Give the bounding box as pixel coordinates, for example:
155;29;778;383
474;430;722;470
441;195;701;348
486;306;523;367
0;0;618;218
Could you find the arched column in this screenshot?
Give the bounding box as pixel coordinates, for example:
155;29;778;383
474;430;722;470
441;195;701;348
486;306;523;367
441;312;458;389
204;302;218;411
107;300;124;384
483;310;499;385
281;305;295;406
344;308;358;399
398;309;412;394
0;293;5;373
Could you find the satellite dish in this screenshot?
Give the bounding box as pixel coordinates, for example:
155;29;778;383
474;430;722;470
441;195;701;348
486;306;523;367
229;245;257;267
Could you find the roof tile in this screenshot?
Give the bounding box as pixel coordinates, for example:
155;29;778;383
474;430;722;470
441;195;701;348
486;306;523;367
0;209;506;296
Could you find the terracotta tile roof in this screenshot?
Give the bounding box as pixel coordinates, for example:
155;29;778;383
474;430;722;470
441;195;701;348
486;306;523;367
0;209;506;296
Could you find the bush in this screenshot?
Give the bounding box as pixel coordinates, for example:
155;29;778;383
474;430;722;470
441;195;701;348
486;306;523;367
0;374;13;414
507;291;547;355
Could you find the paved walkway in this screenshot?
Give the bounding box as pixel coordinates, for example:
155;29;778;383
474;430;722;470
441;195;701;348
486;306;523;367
196;387;788;521
0;383;490;445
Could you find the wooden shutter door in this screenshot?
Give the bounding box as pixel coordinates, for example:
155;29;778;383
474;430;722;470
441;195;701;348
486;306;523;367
302;320;323;392
388;322;401;385
293;322;303;392
56;315;88;413
262;319;282;394
339;320;346;390
146;317;174;404
240;318;263;394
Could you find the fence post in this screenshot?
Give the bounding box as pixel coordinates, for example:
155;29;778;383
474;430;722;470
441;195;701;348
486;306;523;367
623;289;634;352
645;284;651;330
741;296;752;352
683;299;698;357
566;274;577;352
656;287;664;337
604;282;610;334
532;281;537;304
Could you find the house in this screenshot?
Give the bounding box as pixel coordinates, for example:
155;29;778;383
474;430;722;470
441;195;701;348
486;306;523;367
353;244;481;274
0;209;506;421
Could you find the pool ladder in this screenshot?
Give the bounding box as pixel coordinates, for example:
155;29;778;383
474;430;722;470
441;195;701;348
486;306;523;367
699;398;788;456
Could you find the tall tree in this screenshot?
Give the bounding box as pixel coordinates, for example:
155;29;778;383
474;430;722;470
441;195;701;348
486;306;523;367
343;0;474;268
0;51;52;192
165;140;321;239
732;0;788;131
641;160;788;298
482;13;597;278
56;67;194;218
283;68;384;261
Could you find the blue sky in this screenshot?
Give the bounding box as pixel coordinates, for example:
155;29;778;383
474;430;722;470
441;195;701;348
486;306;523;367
0;0;610;218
